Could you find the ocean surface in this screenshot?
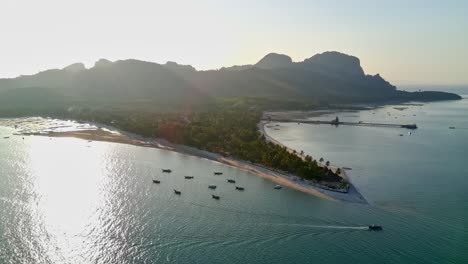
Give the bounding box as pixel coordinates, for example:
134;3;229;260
1;92;467;263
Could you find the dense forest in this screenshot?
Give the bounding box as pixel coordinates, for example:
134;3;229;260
31;98;343;183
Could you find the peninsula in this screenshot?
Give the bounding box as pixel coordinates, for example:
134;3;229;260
0;51;461;202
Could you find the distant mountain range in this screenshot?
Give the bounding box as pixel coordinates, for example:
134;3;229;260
0;51;461;108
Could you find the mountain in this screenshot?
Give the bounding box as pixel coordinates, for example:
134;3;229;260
255;53;293;69
63;63;86;73
0;52;461;110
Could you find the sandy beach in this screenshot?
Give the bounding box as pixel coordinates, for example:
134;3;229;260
33;122;367;204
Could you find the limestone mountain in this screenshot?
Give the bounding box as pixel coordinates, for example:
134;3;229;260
0;52;461;110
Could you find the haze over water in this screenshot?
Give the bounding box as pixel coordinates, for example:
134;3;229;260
1;91;467;263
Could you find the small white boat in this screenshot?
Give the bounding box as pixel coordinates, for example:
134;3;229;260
274;185;282;190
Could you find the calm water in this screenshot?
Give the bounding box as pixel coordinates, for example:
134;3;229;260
1;96;468;263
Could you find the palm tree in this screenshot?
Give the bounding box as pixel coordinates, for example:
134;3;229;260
326;161;330;166
319;157;324;163
336;168;341;175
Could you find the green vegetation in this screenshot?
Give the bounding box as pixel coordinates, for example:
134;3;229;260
38;98;337;181
180;109;326;180
0;97;342;182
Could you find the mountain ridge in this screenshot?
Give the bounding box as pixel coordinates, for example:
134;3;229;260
0;51;461;108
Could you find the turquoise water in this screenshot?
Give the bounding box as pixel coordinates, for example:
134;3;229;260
1;95;468;263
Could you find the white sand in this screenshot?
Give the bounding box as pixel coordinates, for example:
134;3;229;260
38;123;367;204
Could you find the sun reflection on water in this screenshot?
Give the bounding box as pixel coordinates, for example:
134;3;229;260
26;137;114;262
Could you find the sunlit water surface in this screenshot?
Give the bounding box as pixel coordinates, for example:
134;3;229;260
1;96;467;263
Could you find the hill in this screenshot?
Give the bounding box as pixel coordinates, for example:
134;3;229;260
0;52;461;112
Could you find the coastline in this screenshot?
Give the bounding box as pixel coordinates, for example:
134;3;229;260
26;121;367;204
259;119;367;203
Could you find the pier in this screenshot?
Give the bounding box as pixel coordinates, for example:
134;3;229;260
263;118;418;130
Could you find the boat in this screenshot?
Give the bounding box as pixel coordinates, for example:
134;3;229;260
399;134;404;136
3;137;9;139
368;225;383;231
449;126;456;129
152;180;160;184
274;185;282;190
184;176;194;179
174;189;181;195
162;169;172;173
235;186;245;191
208;185;217;189
214;172;223;175
227;179;236;183
402;124;418;129
212;195;220;200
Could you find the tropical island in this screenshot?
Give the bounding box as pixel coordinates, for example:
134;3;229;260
0;51;461;202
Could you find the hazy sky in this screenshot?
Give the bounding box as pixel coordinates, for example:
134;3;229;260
1;0;467;85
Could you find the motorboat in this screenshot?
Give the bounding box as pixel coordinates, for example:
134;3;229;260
208;185;217;189
368;225;383;231
162;169;172;173
184;176;194;179
152;180;160;184
174;189;181;195
274;185;282;190
212;195;220;200
214;172;223;175
227;179;236;183
235;186;245;191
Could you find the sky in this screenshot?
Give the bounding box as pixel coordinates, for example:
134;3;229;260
1;0;467;85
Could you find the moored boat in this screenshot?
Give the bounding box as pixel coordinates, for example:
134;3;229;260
212;195;220;200
152;180;160;184
274;185;282;190
162;169;172;173
174;189;181;195
214;172;223;175
184;176;194;179
208;185;217;189
235;186;245;191
227;179;236;183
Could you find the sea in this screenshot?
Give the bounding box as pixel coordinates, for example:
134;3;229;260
0;88;467;263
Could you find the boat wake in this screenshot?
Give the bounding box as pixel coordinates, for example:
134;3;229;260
264;223;369;230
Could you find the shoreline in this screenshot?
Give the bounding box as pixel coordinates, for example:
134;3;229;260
26;121;367;204
259;119;367;203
